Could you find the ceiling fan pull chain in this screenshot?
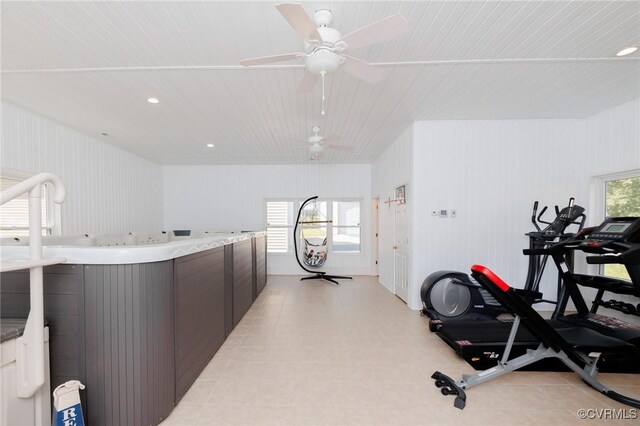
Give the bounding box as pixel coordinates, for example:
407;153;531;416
321;70;327;115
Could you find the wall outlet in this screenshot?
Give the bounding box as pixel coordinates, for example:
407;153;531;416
439;209;448;218
451;209;457;218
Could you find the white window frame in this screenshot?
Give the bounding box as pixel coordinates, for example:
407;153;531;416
264;198;362;254
0;168;61;237
590;168;640;222
330;199;362;254
589;168;640;278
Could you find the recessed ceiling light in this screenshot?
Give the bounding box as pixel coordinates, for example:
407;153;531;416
616;46;638;57
147;97;160;104
206;143;215;148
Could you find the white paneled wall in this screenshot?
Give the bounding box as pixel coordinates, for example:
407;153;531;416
585;100;640;177
411;119;588;309
1;102;163;234
163;164;372;275
406;99;640;310
371;126;412;292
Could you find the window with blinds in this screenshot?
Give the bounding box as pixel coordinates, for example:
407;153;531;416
266;201;294;252
0;175;51;237
265;199;361;253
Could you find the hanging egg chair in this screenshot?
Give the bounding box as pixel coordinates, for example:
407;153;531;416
293;196;352;285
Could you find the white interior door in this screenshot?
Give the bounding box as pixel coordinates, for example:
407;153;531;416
372;198;379;276
393;202;409;302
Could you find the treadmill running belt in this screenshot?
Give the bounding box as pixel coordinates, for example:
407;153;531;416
435;319;639;372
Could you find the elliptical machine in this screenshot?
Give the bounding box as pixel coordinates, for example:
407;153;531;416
420;198;586;327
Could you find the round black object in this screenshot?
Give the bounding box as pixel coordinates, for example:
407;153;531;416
421;271;474;320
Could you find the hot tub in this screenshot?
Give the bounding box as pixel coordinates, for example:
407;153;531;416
0;230;267;426
0;230;252;264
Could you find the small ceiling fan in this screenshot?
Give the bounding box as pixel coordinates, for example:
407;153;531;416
289;126;352;160
240;3;408;93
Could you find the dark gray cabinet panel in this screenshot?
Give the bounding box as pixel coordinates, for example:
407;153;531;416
84;262;175;426
0;264;86;409
255;235;267;297
224;244;234;337
174;247;226;401
232;239;254;326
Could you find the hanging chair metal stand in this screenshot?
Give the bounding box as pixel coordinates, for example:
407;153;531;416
294;196;352;285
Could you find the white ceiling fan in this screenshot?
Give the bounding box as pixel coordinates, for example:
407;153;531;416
288;126;352;160
240;3;408;93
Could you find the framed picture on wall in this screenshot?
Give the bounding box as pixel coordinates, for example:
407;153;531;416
395;185;406;204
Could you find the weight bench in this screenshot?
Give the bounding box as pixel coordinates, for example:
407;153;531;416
432;264;640;410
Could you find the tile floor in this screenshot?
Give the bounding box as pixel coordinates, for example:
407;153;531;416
162;275;640;425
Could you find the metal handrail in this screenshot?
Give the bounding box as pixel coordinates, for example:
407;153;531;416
0;172;65;399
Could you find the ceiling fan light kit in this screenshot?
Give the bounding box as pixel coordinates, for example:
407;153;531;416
309;142;324;153
240;3;408;159
305;50;342;74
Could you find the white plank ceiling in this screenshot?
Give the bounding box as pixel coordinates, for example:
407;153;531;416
2;1;639;165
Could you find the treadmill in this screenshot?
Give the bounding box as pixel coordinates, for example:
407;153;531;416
433;217;640;373
549;217;640;356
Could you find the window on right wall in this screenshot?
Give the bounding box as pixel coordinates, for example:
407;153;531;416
603;174;640;280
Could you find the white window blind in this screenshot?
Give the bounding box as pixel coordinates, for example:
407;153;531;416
266;201;292;252
0;176;50;237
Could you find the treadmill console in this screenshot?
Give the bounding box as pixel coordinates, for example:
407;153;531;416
587;217;640;243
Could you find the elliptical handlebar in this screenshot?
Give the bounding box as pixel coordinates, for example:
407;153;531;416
531;201;540;230
537;206;550;226
531;198;586;237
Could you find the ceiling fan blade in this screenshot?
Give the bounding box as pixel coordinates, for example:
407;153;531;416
340;55;386;83
337;14;408;50
282;145;308;153
240;52;304;67
297;71;320;93
320;133;341;145
276;3;323;43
